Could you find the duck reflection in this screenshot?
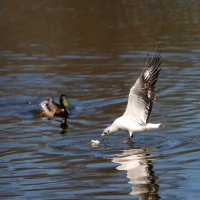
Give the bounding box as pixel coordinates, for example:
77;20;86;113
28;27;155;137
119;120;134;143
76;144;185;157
112;148;160;200
60;117;69;134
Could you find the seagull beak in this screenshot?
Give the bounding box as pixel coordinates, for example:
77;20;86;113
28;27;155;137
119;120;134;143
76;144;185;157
100;134;106;142
101;130;108;137
101;132;105;137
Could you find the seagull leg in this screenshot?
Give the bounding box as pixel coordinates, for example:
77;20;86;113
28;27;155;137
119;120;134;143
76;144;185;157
128;138;135;148
122;132;135;144
130;134;134;144
122;138;133;147
122;137;133;144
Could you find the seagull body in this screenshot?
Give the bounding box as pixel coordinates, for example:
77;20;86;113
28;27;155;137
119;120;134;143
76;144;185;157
102;52;164;138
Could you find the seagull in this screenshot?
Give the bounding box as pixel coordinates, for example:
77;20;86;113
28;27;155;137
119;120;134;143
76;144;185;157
102;52;164;140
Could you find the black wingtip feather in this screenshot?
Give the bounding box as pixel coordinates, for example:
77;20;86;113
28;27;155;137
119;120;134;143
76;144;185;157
143;51;162;122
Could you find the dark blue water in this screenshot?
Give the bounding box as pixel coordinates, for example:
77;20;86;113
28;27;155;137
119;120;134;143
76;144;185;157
0;1;200;199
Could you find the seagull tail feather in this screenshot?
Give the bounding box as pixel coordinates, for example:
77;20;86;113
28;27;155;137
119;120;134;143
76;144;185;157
146;123;165;129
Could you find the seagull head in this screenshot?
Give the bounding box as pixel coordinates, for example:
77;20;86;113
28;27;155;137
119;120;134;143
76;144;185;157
102;127;111;137
102;121;119;137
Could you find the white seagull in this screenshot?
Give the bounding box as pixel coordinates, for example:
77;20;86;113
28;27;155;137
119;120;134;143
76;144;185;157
102;52;164;140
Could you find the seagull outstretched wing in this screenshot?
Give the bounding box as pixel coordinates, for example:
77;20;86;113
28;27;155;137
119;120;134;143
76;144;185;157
124;52;161;125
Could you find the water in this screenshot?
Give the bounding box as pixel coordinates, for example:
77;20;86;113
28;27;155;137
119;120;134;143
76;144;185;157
0;1;200;199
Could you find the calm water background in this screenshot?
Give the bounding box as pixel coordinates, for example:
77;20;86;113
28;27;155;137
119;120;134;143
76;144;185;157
0;1;200;199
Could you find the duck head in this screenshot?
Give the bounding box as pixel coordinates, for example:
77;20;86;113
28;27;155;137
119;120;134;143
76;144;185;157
60;94;69;110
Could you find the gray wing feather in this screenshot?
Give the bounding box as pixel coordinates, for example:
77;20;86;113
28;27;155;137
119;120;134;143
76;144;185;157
47;98;58;113
40;98;59;117
124;52;161;125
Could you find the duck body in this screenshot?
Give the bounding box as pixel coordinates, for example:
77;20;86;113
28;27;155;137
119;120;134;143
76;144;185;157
39;94;70;118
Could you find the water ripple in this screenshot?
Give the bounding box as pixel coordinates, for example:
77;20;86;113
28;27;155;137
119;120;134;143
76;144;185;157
1;2;200;199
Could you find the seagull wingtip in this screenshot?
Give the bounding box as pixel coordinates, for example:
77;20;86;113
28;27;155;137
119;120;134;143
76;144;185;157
159;123;165;128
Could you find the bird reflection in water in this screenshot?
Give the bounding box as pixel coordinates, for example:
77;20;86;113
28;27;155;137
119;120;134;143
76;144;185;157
60;117;69;134
112;148;160;200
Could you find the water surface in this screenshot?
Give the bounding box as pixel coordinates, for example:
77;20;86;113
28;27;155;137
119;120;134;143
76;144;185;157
0;1;200;199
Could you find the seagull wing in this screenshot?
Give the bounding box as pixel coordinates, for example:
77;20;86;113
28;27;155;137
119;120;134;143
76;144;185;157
124;52;161;125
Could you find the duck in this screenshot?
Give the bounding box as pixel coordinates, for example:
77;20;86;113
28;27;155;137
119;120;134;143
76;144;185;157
38;94;70;118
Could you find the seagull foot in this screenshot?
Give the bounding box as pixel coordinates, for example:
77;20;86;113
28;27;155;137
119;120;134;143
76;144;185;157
122;137;134;144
